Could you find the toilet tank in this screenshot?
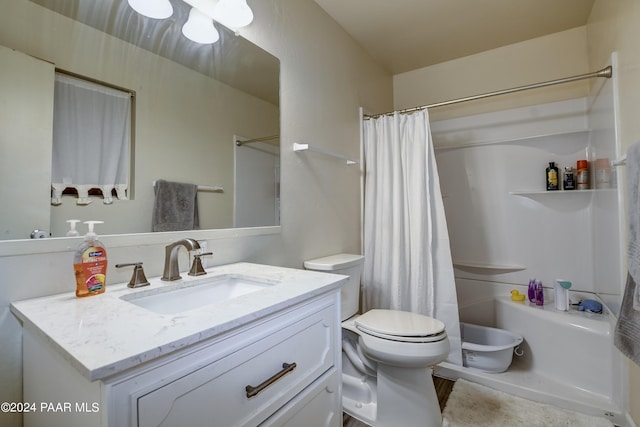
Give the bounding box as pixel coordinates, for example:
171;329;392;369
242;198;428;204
304;254;365;321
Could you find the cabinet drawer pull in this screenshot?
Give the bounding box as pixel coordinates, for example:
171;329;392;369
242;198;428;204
245;362;297;398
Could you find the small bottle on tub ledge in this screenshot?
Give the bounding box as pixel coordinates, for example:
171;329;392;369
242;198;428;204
535;280;544;306
527;278;544;306
527;278;536;302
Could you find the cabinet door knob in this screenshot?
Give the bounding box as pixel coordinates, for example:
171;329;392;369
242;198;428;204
245;362;297;398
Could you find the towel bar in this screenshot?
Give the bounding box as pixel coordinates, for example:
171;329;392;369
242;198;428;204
152;181;223;192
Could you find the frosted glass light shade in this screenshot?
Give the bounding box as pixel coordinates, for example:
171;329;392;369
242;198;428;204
213;0;254;28
182;8;220;44
127;0;173;19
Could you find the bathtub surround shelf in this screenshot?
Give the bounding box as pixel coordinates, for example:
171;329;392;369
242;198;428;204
434;129;591;151
509;188;617;197
521;299;609;323
11;263;345;427
293;143;359;165
453;260;526;273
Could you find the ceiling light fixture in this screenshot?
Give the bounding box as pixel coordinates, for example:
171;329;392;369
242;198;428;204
211;0;253;29
127;0;174;19
182;8;220;44
127;0;254;45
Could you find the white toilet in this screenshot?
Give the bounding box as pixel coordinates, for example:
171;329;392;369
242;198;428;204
304;254;449;427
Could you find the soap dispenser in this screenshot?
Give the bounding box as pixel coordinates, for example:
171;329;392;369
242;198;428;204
66;219;81;237
554;279;572;311
74;221;108;298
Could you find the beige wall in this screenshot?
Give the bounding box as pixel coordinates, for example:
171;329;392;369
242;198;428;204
393;26;591;122
587;1;640;425
0;46;54;240
0;1;393;425
242;0;394;264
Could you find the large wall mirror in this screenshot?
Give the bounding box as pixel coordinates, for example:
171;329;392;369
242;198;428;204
0;0;280;241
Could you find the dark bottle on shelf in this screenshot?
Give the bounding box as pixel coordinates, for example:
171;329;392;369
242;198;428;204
563;166;576;190
546;162;559;191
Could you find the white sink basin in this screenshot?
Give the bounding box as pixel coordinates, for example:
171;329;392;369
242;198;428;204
121;274;277;315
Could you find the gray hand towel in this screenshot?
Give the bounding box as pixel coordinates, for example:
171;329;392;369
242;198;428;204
614;141;640;366
152;179;199;232
615;273;640;365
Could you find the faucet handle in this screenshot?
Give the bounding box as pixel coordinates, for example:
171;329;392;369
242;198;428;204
116;262;151;288
188;252;213;277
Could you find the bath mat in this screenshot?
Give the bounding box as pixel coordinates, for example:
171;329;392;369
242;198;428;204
442;379;613;427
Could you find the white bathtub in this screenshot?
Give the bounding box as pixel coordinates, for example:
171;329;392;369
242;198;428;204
435;295;628;426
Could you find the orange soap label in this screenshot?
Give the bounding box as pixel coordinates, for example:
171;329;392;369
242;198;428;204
75;246;107;297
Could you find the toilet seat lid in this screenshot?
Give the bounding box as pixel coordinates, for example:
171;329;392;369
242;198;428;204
355;309;446;340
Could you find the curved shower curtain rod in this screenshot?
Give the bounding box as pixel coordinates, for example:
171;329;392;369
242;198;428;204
364;65;612;120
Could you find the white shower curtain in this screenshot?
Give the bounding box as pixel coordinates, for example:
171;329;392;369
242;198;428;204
362;109;462;365
51;73;130;205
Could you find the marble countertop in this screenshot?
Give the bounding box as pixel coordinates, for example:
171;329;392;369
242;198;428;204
11;262;346;381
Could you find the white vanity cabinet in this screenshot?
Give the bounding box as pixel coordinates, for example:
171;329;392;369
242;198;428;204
21;290;341;427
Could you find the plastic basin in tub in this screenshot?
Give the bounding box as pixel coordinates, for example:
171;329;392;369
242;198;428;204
461;322;523;373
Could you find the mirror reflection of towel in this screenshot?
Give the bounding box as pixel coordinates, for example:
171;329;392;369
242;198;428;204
152;179;199;232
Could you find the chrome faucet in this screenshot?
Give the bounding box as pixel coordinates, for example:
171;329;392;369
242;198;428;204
161;238;201;281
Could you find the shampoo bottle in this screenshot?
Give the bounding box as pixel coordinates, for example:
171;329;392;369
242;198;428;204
74;221;107;298
527;278;536;303
535;280;544;306
546;162;559;191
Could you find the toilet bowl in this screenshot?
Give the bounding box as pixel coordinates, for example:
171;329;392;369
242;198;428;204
304;254;449;427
